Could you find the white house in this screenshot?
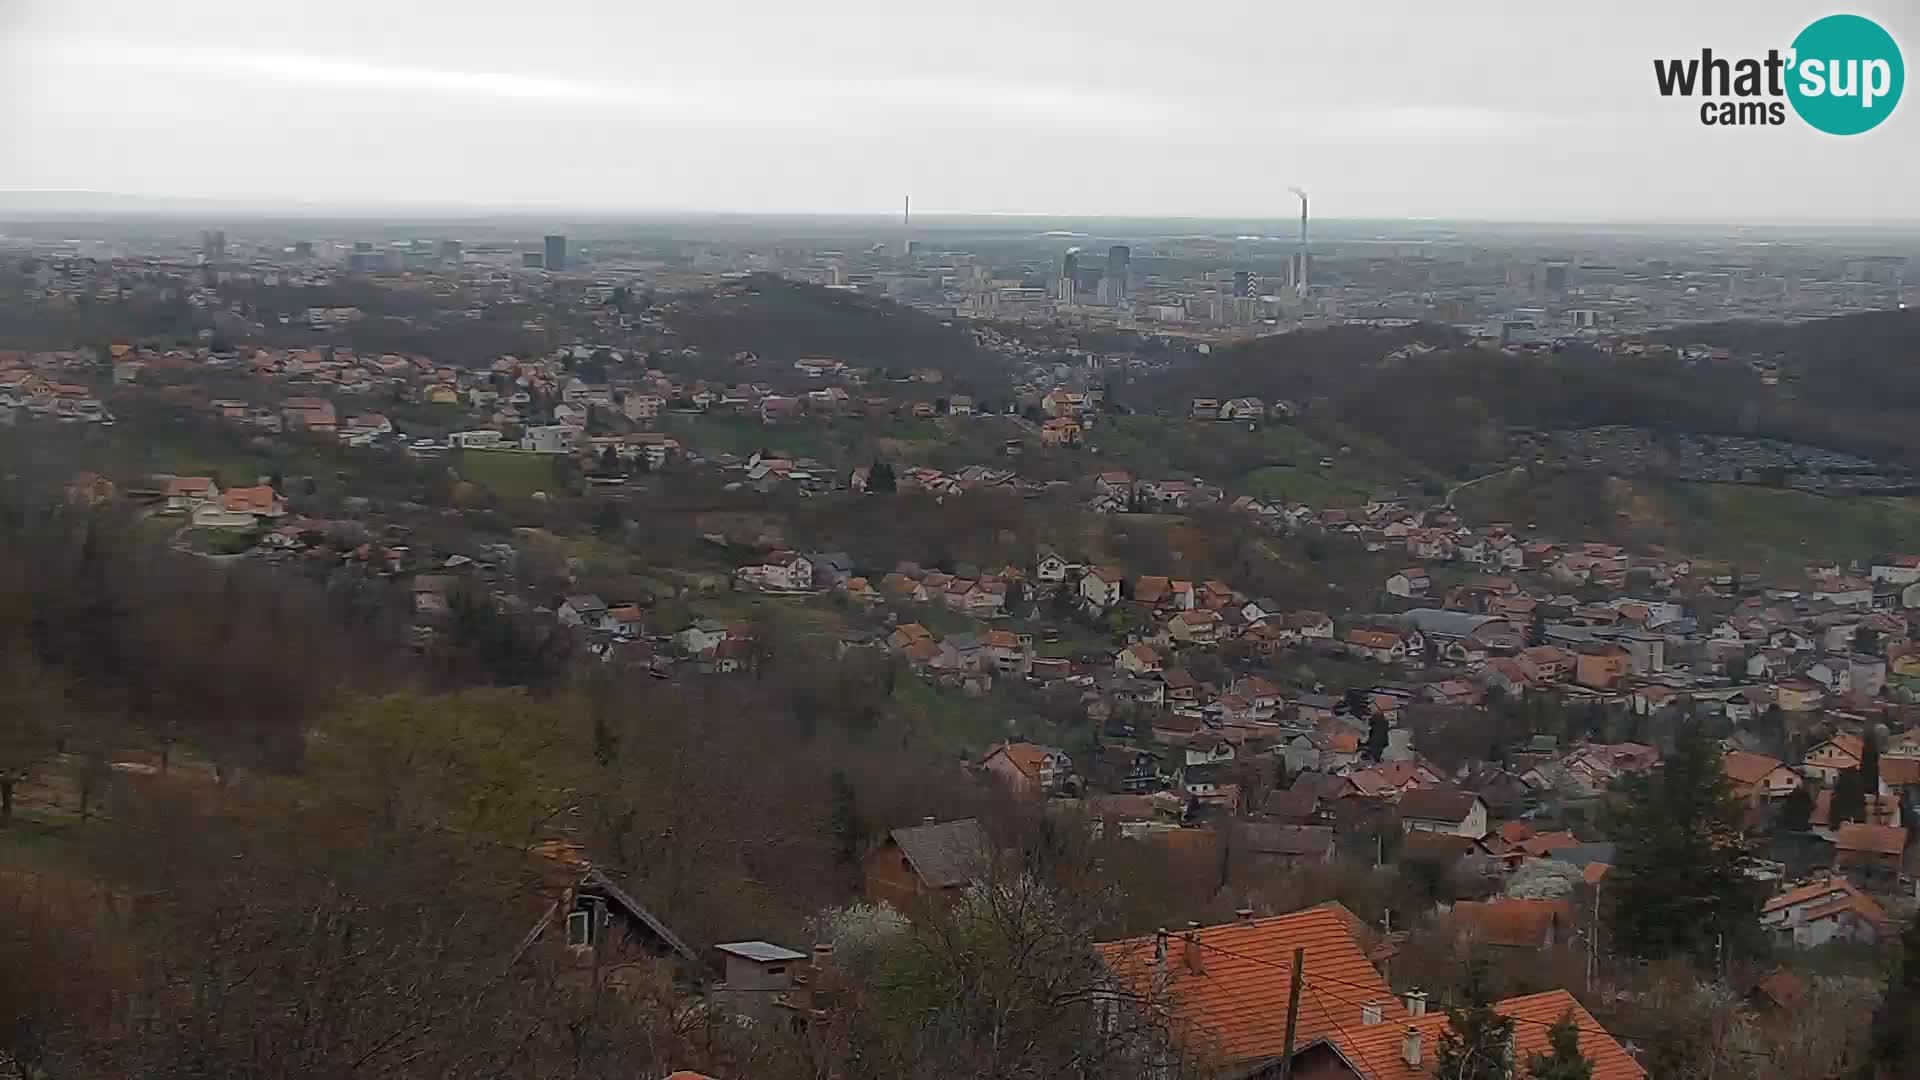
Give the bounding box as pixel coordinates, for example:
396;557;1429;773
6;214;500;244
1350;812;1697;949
1035;551;1071;585
676;620;731;656
738;551;815;592
164;476;220;513
1760;876;1889;948
521;425;580;453
1385;568;1432;598
1802;734;1865;784
1396;789;1489;840
1080;567;1123;611
557;594;609;628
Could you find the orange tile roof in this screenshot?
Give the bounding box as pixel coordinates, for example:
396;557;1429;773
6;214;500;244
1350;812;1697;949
987;742;1054;780
1452;899;1571;949
165;476;215;496
1821;734;1866;761
1721;750;1786;786
1762;875;1855;915
1880;757;1920;786
1097;905;1399;1067
1834;822;1906;856
222;485;278;513
1800;892;1891;934
1518;831;1580;858
1330;989;1645;1079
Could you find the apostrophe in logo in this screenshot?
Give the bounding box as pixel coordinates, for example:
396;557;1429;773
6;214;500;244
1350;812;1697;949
1653;13;1903;133
1787;14;1903;135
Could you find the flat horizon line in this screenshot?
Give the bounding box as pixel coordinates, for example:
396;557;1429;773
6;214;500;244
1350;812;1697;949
2;189;1918;231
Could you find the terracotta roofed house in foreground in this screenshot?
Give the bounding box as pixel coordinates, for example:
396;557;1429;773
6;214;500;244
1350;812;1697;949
1096;905;1644;1078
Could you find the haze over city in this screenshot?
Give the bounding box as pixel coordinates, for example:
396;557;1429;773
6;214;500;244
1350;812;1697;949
3;0;1916;222
9;5;1920;1080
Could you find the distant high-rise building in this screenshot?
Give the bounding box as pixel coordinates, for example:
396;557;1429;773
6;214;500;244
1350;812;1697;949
522;252;546;269
290;241;314;259
1539;261;1571;294
200;228;226;263
543;234;568;272
1060;249;1080;303
1234;270;1260;298
439;239;464;265
1105;245;1131;303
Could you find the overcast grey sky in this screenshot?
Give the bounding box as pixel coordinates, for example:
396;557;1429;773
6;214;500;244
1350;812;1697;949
1;0;1913;221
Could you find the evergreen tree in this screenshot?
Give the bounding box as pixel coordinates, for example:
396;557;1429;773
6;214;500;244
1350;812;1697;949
1436;955;1515;1080
1049;577;1077;620
1867;917;1920;1075
1365;712;1390;762
1833;766;1867;825
1863;731;1881;799
1004;579;1026;613
1524;1010;1593;1080
828;769;864;867
868;461;897;494
1778;784;1814;831
1855;624;1882;655
1607;715;1759;967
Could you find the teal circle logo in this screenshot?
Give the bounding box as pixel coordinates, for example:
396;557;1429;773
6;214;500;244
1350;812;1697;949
1788;14;1903;135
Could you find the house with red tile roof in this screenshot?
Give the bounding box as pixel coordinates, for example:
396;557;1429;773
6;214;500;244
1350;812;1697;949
1516;830;1581;858
1833;822;1907;889
1098;907;1643;1078
163;475;219;513
979;741;1072;797
1721;750;1801;806
1760;875;1890;948
1451;898;1574;950
1802;733;1864;783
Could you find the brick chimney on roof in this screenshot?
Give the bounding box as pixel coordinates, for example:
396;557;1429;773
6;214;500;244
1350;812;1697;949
1181;926;1205;976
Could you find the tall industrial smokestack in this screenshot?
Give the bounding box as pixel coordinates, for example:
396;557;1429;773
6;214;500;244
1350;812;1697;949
1289;186;1309;297
903;195;912;258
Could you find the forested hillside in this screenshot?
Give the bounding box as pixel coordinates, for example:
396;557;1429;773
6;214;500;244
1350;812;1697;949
661;275;1010;388
1123;310;1920;477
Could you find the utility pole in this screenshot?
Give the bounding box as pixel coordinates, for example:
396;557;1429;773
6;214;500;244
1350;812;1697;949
1278;947;1305;1080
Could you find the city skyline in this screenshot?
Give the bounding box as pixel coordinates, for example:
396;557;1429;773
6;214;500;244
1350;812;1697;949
2;1;1915;224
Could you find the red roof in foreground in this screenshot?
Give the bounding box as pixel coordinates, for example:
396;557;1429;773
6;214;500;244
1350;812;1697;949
1098;905;1398;1066
1099;908;1644;1078
1331;989;1646;1079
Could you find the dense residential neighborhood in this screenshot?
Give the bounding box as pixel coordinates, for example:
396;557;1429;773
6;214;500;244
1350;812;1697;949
3;217;1920;1080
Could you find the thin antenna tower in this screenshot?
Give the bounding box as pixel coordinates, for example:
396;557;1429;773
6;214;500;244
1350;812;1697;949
1288;186;1309;297
902;195;912;258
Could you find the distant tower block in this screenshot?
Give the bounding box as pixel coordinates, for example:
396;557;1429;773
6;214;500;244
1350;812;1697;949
1106;245;1131;302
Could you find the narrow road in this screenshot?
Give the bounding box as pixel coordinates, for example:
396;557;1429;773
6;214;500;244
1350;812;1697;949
1446;465;1525;508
